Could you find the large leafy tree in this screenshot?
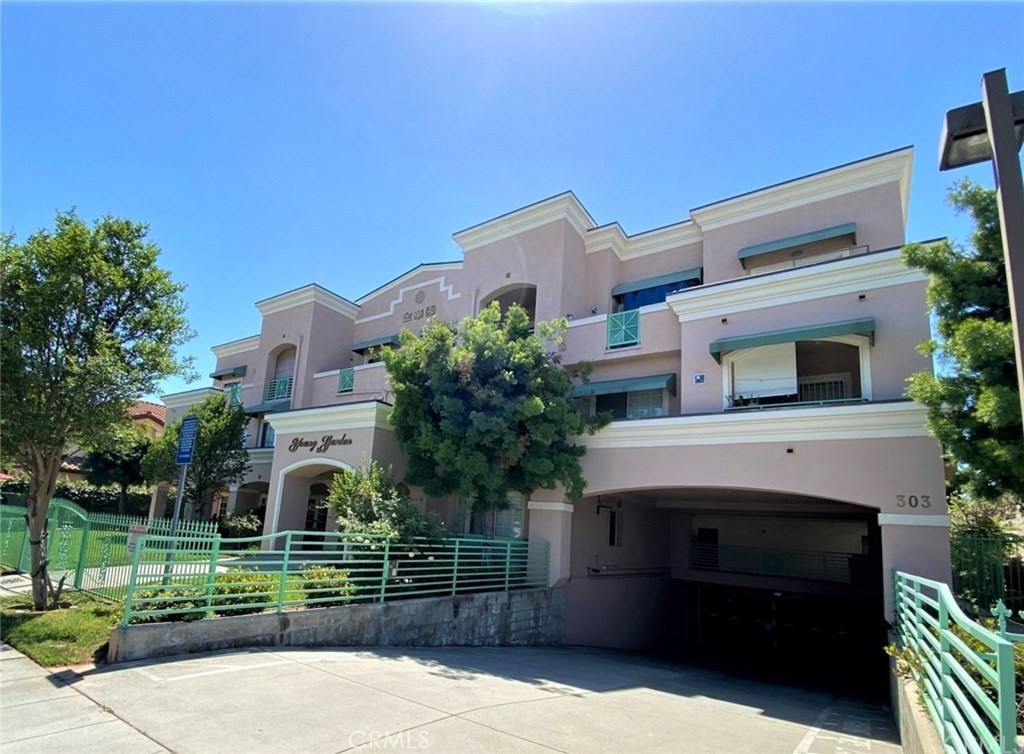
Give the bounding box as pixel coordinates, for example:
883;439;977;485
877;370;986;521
143;395;250;519
1;210;193;609
381;302;607;519
903;180;1023;499
82;426;151;515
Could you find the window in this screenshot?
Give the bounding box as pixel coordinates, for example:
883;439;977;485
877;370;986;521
596;388;666;420
469;493;525;538
260;421;276;448
723;337;868;408
608;509;623;547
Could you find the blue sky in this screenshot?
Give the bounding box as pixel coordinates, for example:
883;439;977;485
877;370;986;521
3;2;1022;400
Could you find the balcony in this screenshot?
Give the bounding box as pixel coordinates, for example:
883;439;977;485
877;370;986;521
228;384;243;407
265;376;293;401
690;542;870;585
338;367;354;393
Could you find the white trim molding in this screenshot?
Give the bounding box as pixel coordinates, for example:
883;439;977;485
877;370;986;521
690;148;913;231
354;276;462;324
356;262;463;305
585;221;703;261
878;514;951;527
667;248;928;322
454;192;596;252
212;335;260;359
266;401;392;434
584;401;930;449
256;284;360;320
527;501;575;513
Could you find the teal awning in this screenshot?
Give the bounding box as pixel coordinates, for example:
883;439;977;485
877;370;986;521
573;373;677;398
244;398;290;415
611;267;703;297
351;334;400;353
709;317;875;362
210;365;247;379
737;222;857;267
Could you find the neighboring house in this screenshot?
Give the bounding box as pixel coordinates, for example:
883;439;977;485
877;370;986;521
59;400;167;483
162;146;949;663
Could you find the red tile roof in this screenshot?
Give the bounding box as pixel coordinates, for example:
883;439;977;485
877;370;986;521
130;400;166;426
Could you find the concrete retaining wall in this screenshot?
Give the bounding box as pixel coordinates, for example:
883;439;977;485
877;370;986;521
889;658;943;754
108;588;564;663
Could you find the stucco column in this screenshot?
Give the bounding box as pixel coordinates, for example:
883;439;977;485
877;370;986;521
527;501;573;588
879;514;952;620
148;482;169;519
225;484;240;514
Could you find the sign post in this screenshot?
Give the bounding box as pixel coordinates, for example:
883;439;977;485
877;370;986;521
164;415;199;582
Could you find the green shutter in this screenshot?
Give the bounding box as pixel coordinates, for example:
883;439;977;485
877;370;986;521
607;310;640;349
338;367;355;393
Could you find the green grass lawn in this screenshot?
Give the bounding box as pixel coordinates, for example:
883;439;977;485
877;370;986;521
0;592;120;666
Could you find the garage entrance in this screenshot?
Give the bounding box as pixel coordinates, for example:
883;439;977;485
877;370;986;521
564;488;888;698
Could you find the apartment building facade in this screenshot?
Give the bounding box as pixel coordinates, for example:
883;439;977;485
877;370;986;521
161;146;949;679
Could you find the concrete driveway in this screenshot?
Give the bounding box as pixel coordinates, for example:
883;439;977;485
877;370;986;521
50;646;899;753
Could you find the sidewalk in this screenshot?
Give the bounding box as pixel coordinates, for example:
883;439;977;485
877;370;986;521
0;642;167;753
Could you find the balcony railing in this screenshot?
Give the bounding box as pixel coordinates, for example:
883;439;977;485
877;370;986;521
228;384;243;407
607;309;640;349
338;367;354;393
265;376;293;401
690;542;870;584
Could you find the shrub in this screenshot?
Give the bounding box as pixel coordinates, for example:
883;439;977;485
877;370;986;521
212;567;278;616
301;565;355;608
0;476;151;516
129;586;207;624
218;510;264;539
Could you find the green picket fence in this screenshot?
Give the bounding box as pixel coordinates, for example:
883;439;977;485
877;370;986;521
122;530;550;625
0;499;218;601
893;570;1021;754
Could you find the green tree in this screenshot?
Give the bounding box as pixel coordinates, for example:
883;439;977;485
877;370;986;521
903;180;1023;499
326;458;446;541
381;302;607;521
143;395;250;519
81;426;151;515
1;210;193;609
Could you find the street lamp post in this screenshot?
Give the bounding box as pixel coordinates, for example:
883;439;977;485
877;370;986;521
939;68;1024;432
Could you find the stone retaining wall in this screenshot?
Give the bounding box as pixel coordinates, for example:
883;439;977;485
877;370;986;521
108;588;564;663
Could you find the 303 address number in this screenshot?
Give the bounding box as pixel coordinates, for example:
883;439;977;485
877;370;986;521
896;494;932;508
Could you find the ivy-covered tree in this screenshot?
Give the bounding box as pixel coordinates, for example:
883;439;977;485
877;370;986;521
381;302;607;520
902;180;1023;499
82;426;151;515
143;395;250;519
1;210;193;610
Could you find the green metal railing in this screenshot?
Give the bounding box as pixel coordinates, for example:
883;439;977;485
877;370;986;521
338;367;355;393
893;571;1020;753
952;534;1024;614
265;376;293;401
0;500;218;601
122;530;549;625
690;542;870;584
607;309;640;349
228;384;243;406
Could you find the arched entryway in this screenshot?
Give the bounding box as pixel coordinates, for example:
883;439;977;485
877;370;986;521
266;457;353;537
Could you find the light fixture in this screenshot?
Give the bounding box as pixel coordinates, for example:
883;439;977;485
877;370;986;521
939;90;1024;170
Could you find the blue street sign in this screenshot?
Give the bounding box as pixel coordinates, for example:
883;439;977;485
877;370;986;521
176;416;200;465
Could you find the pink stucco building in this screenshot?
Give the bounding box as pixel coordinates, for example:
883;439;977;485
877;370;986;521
160;146;949;676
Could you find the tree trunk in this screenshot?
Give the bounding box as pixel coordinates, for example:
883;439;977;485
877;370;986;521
118;482;128;515
27;453;61;610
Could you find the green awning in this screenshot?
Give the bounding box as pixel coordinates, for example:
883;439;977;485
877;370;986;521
708;317;876;362
351;334;400;353
244;398;291;415
573;373;677;398
737;222;857;267
611;267;703;297
210;365;247;379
